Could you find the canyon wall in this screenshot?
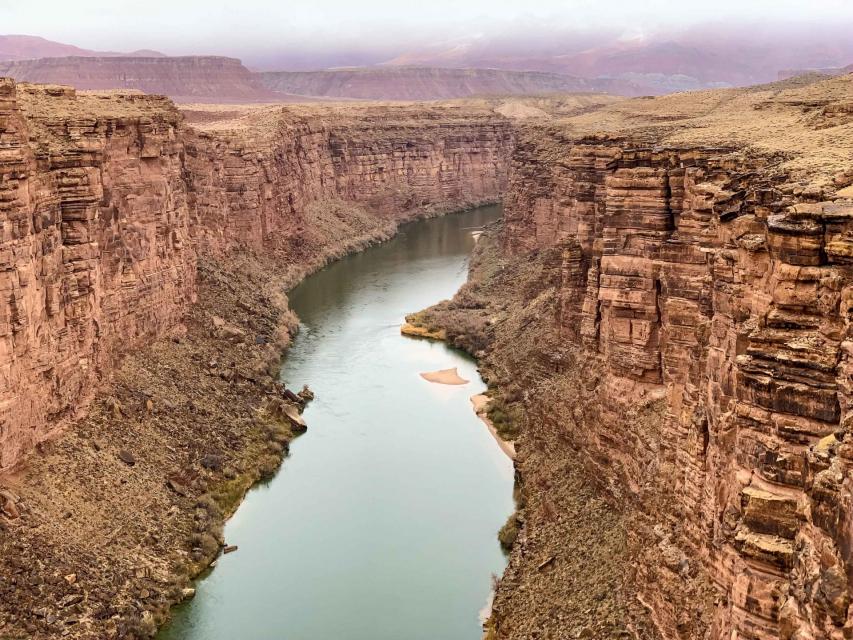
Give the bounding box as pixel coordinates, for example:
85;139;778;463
501;123;853;639
184;107;509;254
0;79;512;470
0;81;194;470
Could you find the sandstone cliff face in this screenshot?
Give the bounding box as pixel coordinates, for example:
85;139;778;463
0;80;512;471
0;80;194;469
502;124;853;639
184;106;509;254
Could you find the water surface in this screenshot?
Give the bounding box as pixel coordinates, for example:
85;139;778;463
159;205;513;640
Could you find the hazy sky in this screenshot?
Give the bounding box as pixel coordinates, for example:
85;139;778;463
2;0;852;56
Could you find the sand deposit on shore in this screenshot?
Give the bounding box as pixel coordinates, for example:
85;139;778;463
470;394;516;460
420;367;469;385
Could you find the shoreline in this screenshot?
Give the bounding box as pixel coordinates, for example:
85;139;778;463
404;225;666;639
470;394;517;460
401;321;517;460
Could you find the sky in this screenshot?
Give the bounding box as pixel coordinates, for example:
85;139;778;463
1;0;852;69
2;0;852;52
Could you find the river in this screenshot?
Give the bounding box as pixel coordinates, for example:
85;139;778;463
158;205;514;640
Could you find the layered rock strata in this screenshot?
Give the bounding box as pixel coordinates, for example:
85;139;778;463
0;81;193;470
0;79;512;471
257;66;639;100
496;98;853;637
4;70;853;640
409;74;853;640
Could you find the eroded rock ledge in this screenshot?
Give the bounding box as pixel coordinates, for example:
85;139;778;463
3;71;853;639
504;134;853;640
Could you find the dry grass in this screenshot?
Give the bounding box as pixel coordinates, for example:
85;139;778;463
550;73;853;185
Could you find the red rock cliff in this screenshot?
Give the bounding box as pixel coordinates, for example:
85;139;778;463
0;81;194;469
500;74;853;640
0;80;512;470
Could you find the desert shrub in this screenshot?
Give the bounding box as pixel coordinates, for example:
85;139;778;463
195;494;221;519
498;513;520;551
189;532;220;557
257;453;281;480
488;397;522;440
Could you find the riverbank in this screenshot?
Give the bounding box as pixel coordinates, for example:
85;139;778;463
470;395;516;461
0;202;497;640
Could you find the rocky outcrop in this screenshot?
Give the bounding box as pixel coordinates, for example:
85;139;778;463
0;80;194;469
500;123;853;639
0;79;512;471
5;67;851;640
778;64;853;81
0;57;274;102
257;66;636;100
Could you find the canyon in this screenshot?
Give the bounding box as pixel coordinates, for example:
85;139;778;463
1;67;853;640
411;73;853;639
0;79;511;472
0;80;511;638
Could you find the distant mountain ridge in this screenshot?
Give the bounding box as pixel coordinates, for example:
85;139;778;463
0;55;646;103
0;34;164;61
257;66;643;99
4;27;853;99
378;24;853;93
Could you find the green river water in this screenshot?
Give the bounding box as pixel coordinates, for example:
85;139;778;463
158;205;514;640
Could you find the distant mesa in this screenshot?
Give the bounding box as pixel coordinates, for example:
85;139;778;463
0;55;277;103
0;57;646;104
4;32;851;104
378;23;853;94
257;66;644;100
5;26;853;100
